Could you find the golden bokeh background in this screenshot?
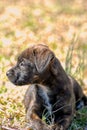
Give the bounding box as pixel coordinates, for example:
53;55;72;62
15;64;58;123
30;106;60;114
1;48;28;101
0;0;87;129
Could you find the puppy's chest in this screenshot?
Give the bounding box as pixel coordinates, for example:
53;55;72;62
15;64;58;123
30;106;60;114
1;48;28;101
37;85;57;111
36;88;49;114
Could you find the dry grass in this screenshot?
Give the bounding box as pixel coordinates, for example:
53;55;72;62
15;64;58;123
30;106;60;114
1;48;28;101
0;0;87;129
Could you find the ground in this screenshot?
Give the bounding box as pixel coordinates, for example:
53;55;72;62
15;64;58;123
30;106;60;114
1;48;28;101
0;0;87;129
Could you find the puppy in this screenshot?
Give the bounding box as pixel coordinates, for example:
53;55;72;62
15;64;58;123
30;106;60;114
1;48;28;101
6;44;87;130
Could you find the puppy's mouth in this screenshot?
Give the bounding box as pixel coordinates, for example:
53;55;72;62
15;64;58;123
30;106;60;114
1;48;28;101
13;75;21;85
7;72;21;86
7;74;29;86
14;80;26;86
13;75;29;86
7;71;31;86
9;77;25;86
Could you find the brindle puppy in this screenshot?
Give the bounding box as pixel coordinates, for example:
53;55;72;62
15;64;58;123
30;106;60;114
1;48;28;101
6;44;87;130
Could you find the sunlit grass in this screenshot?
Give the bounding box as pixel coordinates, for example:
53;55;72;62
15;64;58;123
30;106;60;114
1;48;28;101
0;0;87;129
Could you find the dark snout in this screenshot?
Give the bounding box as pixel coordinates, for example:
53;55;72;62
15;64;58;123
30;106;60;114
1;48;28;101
6;69;14;78
6;65;30;86
6;68;18;85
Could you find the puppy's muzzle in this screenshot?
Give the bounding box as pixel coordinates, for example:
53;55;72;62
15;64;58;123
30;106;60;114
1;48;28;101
6;69;17;84
6;69;14;78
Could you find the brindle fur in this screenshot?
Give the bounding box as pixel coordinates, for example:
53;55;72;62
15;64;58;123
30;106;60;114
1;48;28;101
6;44;87;130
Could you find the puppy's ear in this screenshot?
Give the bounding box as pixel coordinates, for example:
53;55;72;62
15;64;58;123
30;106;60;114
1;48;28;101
33;48;54;73
50;57;64;76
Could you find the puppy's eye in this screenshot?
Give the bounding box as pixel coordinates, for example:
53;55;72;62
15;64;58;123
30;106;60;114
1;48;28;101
19;62;24;67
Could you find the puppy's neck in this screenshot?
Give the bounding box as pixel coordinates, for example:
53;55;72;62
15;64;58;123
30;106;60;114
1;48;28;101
39;65;70;93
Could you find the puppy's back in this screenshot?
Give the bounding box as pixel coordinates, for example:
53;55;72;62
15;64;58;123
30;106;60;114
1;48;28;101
69;76;87;109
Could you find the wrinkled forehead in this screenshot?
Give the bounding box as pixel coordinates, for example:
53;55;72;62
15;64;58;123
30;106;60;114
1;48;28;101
17;44;48;63
17;44;49;62
17;48;33;62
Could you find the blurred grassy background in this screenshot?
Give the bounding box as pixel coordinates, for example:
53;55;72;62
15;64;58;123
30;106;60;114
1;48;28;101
0;0;87;129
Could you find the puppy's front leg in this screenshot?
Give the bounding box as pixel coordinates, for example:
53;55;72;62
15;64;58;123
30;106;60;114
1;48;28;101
26;109;51;130
24;85;51;130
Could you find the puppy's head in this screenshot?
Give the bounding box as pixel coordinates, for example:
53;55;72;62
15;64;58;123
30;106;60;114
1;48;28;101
6;44;56;86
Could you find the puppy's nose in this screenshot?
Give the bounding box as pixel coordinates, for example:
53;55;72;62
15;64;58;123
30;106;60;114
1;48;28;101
6;70;14;77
